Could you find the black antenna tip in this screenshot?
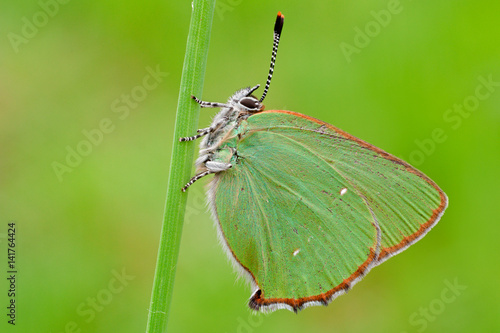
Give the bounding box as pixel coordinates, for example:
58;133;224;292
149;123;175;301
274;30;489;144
274;12;284;35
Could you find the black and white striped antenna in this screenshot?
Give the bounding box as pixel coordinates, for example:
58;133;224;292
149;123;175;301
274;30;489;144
259;12;284;103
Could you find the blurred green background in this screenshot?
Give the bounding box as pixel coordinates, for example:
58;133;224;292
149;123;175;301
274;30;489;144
1;0;499;332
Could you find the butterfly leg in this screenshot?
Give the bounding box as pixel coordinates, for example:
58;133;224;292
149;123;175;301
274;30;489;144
179;127;213;142
181;161;232;192
182;170;213;192
179;115;232;142
191;95;230;109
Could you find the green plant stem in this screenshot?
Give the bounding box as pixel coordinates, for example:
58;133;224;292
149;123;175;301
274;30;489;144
146;1;216;332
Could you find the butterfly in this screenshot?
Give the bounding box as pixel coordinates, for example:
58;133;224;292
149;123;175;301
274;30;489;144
180;12;448;312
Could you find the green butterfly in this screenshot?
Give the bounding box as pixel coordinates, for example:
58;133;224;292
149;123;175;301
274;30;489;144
181;12;448;312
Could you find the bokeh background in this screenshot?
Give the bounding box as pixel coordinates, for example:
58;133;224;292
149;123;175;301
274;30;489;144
1;1;499;332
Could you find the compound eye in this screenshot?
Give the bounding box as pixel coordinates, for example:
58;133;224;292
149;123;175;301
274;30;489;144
239;97;260;110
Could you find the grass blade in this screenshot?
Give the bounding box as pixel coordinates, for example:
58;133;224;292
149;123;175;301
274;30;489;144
146;1;216;331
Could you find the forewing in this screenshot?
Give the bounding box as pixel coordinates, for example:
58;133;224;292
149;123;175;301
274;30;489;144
245;111;448;265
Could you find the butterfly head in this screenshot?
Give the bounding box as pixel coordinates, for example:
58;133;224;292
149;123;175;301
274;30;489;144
230;84;265;113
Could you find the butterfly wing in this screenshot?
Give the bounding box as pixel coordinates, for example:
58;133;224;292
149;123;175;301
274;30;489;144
208;110;447;312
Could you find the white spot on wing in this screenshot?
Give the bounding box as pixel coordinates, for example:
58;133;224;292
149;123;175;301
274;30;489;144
293;248;300;256
340;187;348;196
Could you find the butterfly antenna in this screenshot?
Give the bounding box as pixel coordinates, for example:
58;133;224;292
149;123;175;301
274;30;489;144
259;12;284;103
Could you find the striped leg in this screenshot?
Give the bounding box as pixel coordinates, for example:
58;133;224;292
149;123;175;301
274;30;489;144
180;116;231;142
181;170;214;192
182;161;232;191
191;95;230;109
179;127;213;142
